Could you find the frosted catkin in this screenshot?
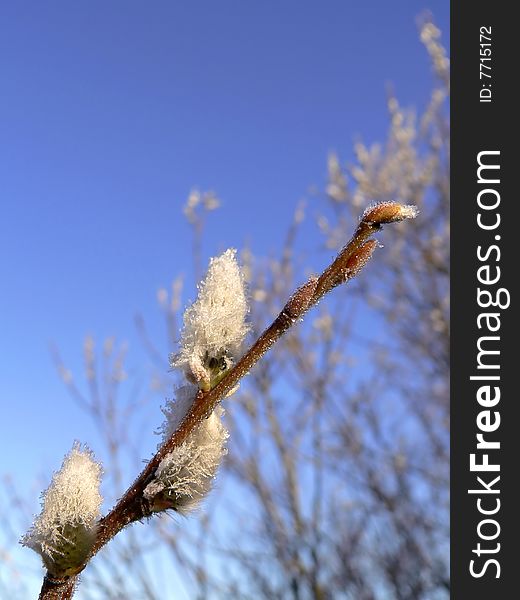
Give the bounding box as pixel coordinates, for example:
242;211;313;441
21;443;103;577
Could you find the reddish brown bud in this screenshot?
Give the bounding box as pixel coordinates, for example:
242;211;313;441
343;239;378;279
362;202;418;224
283;277;319;320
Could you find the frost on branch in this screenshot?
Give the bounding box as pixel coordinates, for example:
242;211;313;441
171;248;249;391
21;442;103;577
144;385;228;513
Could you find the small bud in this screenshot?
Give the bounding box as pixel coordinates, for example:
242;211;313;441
283;277;319;321
21;443;103;577
329;240;379;289
344;240;378;278
362;202;419;225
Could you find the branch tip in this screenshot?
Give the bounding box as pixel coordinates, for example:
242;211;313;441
362;202;418;225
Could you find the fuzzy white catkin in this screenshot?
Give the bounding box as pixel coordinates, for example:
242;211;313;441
144;385;228;513
144;249;247;513
171;248;249;390
21;442;103;577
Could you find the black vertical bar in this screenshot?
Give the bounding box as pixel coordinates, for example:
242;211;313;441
451;2;516;598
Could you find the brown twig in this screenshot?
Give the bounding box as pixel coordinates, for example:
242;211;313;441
38;202;414;599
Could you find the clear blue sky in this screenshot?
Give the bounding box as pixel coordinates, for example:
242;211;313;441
0;0;448;582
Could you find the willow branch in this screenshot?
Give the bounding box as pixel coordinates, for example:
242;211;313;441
38;201;416;599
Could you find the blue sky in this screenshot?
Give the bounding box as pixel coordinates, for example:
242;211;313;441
0;0;448;589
